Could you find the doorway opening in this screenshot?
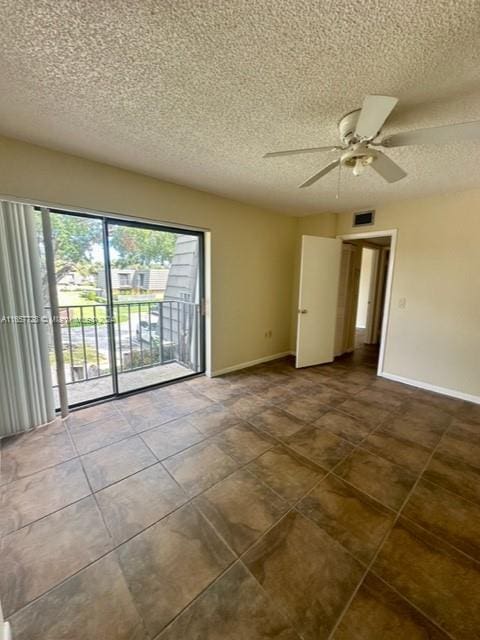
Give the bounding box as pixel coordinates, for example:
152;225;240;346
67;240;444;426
334;233;394;373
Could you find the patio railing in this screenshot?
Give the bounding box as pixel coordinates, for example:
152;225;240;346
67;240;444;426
46;300;201;387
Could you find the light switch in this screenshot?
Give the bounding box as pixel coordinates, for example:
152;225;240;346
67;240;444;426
398;297;406;309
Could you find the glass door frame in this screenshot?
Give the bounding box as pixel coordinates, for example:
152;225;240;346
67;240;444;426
45;207;206;408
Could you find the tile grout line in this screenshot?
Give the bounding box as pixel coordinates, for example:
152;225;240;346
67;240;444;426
7;404;458;603
0;389;228;489
129;375;474;640
363;572;458;640
3;413;140;620
61;414;121;547
3;363;472;634
144;395;478;527
96;425;303;640
69;410;216;640
3;412;318;622
0;378;457;525
191;405;399;639
188;475;309;638
186;499;302;639
395;511;480;566
325;413;456;640
241;558;307;640
0;368;443;485
233;410;399;574
1;431;185;540
411;471;480;509
1;413;266;542
5;376;370;625
148;561;241;640
68;385;468;498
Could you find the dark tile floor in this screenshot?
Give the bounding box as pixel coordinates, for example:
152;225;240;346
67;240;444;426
1;345;480;639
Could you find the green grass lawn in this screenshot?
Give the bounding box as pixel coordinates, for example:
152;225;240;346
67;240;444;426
58;290;95;306
49;345;109;367
56;288;164;326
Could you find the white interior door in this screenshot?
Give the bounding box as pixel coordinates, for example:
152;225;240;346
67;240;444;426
296;235;342;368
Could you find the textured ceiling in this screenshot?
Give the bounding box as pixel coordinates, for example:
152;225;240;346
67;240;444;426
1;1;480;215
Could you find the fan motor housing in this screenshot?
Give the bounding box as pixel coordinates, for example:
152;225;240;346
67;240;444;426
338;109;361;145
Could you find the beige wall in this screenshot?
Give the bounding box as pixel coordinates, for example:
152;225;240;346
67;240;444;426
0;135;297;374
296;212;337;238
2;134;478;397
301;191;480;398
289;212;337;348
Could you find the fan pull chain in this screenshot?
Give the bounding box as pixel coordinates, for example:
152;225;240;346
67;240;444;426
336;162;341;199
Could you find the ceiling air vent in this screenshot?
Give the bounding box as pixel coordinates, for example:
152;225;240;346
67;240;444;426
353;210;375;227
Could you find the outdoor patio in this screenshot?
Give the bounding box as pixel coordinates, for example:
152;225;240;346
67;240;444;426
54;362;195;406
49;299;202;407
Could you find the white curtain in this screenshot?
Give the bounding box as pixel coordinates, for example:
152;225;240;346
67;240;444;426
0;200;55;437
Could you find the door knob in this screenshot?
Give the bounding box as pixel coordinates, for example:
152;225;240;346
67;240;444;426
298;309;308;314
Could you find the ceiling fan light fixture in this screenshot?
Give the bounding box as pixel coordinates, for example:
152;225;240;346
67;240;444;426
352;157;367;176
262;94;480;188
341;147;375;176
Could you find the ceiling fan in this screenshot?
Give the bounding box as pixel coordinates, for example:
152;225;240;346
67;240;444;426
264;95;480;188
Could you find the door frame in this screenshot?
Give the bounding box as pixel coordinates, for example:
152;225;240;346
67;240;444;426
336;229;397;376
367;246;390;345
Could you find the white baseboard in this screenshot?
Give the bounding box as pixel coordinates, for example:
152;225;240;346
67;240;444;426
380;371;480;405
210;351;293;377
1;600;11;640
1;621;11;640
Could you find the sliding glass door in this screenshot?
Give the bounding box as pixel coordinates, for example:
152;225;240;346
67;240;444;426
36;210;114;407
41;209;204;407
106;220;204;394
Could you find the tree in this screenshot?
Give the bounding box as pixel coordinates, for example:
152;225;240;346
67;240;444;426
35;213;177;304
36;212;102;300
109;226;176;267
49;214;102;280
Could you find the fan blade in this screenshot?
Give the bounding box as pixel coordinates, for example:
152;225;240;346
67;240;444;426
381;120;480;147
264;145;341;158
299;160;340;188
355;95;399;140
371;151;406;183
